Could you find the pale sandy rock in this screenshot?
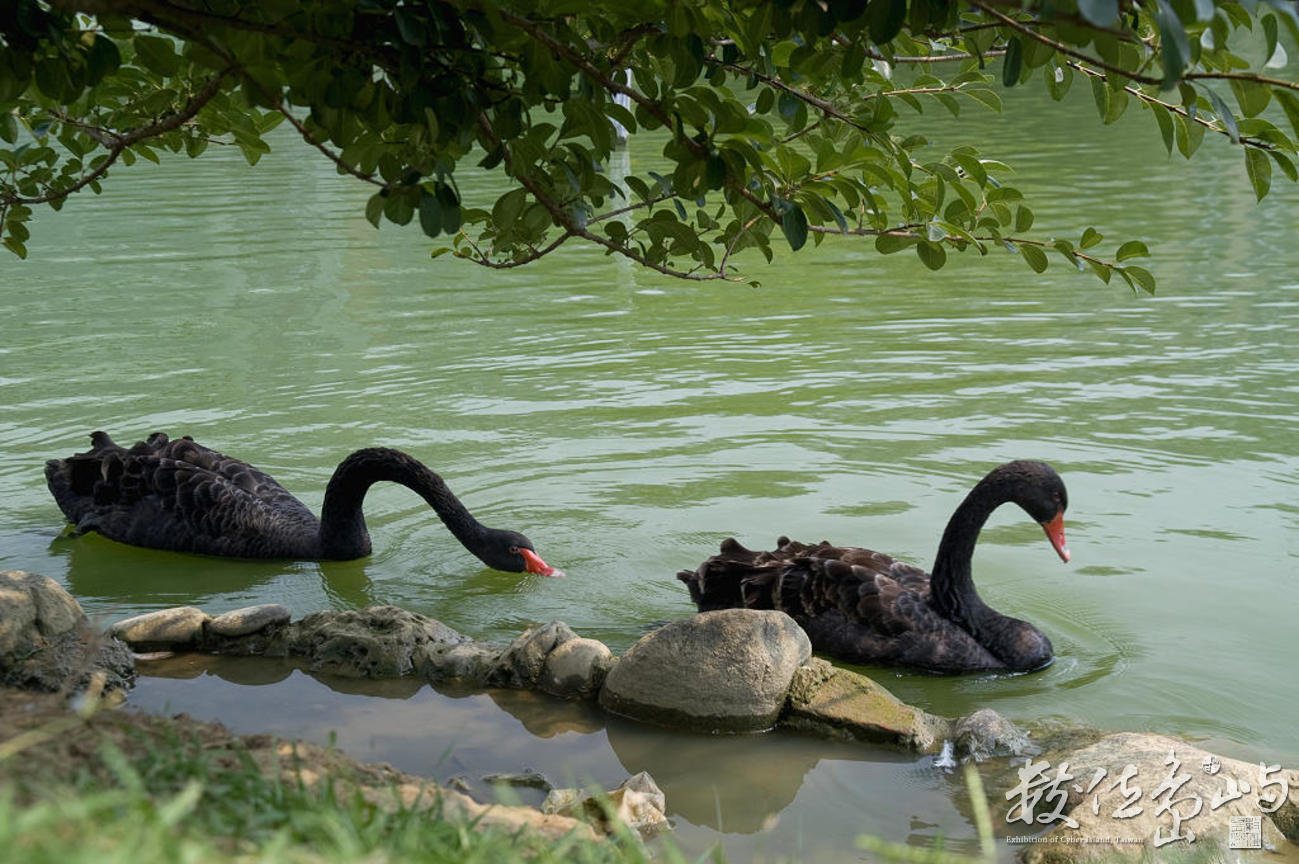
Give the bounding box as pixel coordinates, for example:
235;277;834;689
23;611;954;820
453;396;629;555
111;606;210;646
208;603;291;637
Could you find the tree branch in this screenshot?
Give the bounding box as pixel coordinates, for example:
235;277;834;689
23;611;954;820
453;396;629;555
2;69;231;207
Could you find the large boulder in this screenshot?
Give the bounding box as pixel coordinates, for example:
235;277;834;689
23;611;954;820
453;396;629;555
1011;732;1299;861
0;570;133;694
781;657;950;751
598;609;811;732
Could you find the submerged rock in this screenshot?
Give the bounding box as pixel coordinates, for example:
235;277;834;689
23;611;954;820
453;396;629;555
427;642;504;684
781;657;948;751
539;637;613;699
207;603;291;637
282;606;466;678
1012;732;1299;861
483;770;553;791
0;570;133;695
493;620;580;688
543;771;669;838
111;607;210;647
953;707;1033;760
599;609;811;732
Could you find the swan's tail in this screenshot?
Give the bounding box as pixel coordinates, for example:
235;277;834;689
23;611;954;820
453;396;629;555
677;536;810;613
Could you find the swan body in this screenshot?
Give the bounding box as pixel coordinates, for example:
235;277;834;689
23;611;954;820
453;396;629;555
46;431;555;574
677;460;1069;673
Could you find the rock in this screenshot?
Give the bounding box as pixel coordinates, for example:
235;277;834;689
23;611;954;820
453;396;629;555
207;604;291;637
0;570;84;656
543;771;669;838
953;708;1033;760
110;606;210;647
483;770;553;791
493;621;579;688
282;606;465;678
1012;732;1299;861
427;642;503;683
781;657;948;751
0;570;134;695
598;609;811;733
539;637;613;699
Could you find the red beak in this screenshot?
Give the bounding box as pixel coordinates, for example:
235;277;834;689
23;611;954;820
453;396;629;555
1042;511;1070;563
520;548;558;577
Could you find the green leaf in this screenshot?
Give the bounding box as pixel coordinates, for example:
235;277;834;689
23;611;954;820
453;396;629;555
1080;227;1103;249
1002;38;1023;88
1269;149;1298;183
1229;78;1271;119
781;205;809;251
492;188;527;230
1203;87;1240;144
1115;240;1150;260
365;193;385;229
133;35;181;77
1245;147;1272;201
962;89;1002;112
1090;76;1110;121
916;240;947;270
1152;105;1176;154
1045;63;1073;102
1019;244;1049;273
1014;205;1033;233
868;0;907;45
1121;265;1157;294
1274;90;1299;141
0;113;16;144
1088;260;1114;284
418;191;443;238
87;35;123;87
1155;0;1190;89
1078;0;1119;27
875;234;916;254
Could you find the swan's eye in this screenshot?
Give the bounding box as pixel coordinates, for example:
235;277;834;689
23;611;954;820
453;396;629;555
508;545;520;554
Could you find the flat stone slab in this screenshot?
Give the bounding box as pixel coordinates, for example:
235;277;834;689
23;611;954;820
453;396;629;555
208;604;291;637
110;606;210;646
782;658;949;751
599;608;811;732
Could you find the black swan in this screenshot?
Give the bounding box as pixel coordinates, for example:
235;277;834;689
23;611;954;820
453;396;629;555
45;431;556;574
677;460;1069;673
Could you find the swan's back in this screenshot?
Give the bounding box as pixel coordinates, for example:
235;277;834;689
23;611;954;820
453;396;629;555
46;432;321;558
677;536;1005;672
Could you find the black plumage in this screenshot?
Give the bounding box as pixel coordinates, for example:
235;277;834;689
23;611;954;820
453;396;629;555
45;431;555;574
678;460;1070;674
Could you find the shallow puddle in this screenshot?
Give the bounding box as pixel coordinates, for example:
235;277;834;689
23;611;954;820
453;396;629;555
129;654;981;863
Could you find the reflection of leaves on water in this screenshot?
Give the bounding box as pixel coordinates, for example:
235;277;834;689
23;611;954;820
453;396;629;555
823;499;913;518
1159;527;1252;543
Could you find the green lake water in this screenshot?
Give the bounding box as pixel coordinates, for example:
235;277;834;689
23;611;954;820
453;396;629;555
2;80;1297;860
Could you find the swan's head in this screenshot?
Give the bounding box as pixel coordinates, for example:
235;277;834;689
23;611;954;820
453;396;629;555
989;460;1071;563
482;529;558;576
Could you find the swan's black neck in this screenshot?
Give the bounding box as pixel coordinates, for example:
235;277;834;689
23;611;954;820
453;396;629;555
928;470;1022;637
318;448;490;560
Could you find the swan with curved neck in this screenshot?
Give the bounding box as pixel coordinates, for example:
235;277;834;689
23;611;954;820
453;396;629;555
45;431;556;575
677;460;1069;673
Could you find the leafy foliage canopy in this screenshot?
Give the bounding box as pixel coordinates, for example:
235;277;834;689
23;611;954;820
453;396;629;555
3;0;1298;290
